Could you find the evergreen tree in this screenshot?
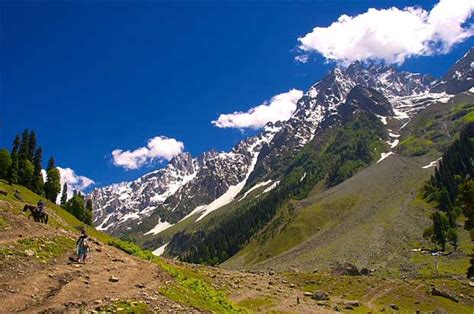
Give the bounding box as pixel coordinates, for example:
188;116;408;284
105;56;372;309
0;149;12;179
65;195;92;225
8;136;21;185
86;198;93;212
432;211;449;251
31;147;44;194
44;157;61;203
28;130;36;161
60;183;68;208
18;129;31;185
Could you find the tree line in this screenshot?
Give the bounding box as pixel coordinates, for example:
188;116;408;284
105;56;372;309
0;129;92;225
423;122;474;277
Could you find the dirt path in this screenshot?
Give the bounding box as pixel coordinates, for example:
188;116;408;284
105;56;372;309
0;211;200;313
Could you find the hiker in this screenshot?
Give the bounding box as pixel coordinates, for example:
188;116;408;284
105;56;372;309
75;230;90;263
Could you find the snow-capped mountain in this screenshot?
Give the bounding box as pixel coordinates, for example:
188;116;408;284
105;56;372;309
91;48;474;237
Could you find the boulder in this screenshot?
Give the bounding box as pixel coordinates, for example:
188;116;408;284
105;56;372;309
344;300;360;308
332;262;361;276
311;291;329;301
431;287;458;302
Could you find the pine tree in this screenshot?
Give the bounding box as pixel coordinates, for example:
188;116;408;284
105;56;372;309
86;198;93;212
65;195;92;225
31;147;44;194
18;129;30;185
44;157;61;203
8;135;21;184
432;211;449;251
28;130;36;161
60;183;68;208
0;149;12;179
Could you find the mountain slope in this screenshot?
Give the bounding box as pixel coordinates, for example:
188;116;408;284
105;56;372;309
91;48;474;264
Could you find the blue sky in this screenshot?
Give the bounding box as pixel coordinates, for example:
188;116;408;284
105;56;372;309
2;0;473;191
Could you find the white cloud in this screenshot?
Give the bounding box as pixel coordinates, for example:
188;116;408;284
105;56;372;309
212;89;303;129
296;0;474;65
112;136;184;170
42;167;95;203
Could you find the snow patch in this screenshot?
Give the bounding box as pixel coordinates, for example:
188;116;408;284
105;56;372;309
240;180;273;201
375;115;388;125
144;219;174;236
377;152;394;163
262;181;280;194
300;172;307;182
422;157;442;169
152;242;169;256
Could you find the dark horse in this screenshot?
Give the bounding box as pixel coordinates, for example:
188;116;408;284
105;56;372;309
23;204;49;224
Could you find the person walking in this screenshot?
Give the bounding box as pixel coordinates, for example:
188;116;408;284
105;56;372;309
75;229;90;263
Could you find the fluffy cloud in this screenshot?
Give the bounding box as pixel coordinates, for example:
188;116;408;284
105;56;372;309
296;0;474;65
112;136;184;170
212;89;303;129
42;167;95;202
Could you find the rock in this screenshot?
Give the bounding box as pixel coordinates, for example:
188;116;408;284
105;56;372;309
135;283;146;289
344;300;360;308
112;258;125;263
317;301;327;306
95;248;102;252
432;308;449;314
468;281;474;287
304;292;312;297
389;304;399;310
334;305;341;312
109;276;119;282
311;291;329;301
331;262;360;276
269;270;275;276
25;249;35;256
289;283;295;288
360;268;374;276
431;287;458;302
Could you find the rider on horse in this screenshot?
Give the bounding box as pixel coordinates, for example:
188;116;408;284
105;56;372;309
37;200;44;214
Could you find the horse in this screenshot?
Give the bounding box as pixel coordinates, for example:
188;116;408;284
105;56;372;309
23;204;49;224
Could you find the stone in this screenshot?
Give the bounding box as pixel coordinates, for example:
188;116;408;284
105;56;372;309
331;262;361;276
109;276;119;282
468;281;474;287
303;292;312;297
311;291;329;301
431;287;458;302
389;304;399;310
289;283;295;288
344;300;360;308
25;249;35;257
269;270;275;276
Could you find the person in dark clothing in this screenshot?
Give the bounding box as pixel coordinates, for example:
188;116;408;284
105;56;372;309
75;230;90;263
37;200;44;214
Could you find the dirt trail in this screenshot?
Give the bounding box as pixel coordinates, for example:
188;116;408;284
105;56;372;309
0;211;200;313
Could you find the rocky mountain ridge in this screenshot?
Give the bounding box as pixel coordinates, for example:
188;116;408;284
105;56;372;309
91;48;474;238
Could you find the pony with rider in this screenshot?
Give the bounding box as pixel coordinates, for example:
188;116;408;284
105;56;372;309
23;199;49;224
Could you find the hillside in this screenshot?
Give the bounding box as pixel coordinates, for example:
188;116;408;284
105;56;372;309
1;182;474;313
224;99;474;273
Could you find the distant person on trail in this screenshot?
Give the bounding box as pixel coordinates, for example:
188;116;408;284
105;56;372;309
75;230;90;263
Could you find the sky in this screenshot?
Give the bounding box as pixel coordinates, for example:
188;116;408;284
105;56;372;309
2;0;473;194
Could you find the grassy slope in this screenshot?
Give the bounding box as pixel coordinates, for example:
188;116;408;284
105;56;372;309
0;180;243;313
223;99;473;276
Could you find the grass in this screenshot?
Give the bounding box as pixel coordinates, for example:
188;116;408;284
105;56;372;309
109;238;245;313
236;296;274;311
99;300;149;313
0;235;74;263
399;135;433;156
